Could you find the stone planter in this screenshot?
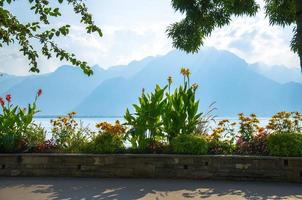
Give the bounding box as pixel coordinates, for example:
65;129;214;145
0;154;301;182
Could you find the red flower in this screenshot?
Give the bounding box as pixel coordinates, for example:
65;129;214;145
37;89;42;97
0;97;4;107
5;94;11;103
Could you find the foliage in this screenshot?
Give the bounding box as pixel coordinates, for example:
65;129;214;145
125;68;202;148
268;132;302;157
266;112;302;134
236;129;269;156
124;85;167;150
162;68;201;142
238;113;260;142
170;134;208;155
30;139;57;153
207;139;235;155
83;133;125;154
23;123;46;150
211;119;237;143
196;102;217;135
205;119;236;155
51;112;91;152
82;120;125;154
0;0;102;75
0;90;41;152
168;0;301;70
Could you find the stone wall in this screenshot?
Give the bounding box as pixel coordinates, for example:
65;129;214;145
0;154;301;182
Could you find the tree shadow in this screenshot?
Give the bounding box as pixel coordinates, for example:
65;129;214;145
0;177;302;200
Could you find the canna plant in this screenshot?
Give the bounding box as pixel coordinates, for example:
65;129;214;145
125;67;202;148
0;89;42;152
162;68;201;142
124;85;167;150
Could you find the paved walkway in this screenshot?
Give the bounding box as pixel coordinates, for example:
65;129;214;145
0;177;301;200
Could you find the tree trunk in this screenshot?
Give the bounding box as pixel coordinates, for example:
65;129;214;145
296;0;302;71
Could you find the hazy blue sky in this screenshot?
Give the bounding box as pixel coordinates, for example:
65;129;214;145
0;0;298;75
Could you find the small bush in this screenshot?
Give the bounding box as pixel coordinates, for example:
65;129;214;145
236;130;269;155
83;133;125;154
170;135;208;155
23;124;46;150
82;120;126;154
208;140;235;155
268;132;302;157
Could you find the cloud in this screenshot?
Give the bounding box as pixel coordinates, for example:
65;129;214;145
0;0;299;75
204;1;299;69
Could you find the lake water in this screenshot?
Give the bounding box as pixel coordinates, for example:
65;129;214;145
34;117;270;139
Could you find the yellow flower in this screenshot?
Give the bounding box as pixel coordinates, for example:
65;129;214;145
180;67;191;77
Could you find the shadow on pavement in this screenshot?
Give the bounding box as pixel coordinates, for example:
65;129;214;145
0;177;302;200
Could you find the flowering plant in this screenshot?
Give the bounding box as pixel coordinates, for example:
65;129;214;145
51;112;92;152
238;113;261;142
0;89;42;152
266;111;302;134
96;120;126;135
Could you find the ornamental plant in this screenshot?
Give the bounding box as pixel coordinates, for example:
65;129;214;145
162;68;202;142
266;111;302;134
206;119;236;155
124;85;167;150
83;120;125;154
170;134;208;155
51;112;92;152
0;89;42;152
268;132;302;157
236;128;269;156
124;67;202;149
237;113;260;142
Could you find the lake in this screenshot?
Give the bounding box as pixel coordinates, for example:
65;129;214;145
34;117;271;139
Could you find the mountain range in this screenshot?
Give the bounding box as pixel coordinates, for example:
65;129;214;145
1;47;302;117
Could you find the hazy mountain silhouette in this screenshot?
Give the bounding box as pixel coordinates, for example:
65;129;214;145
1;48;302;117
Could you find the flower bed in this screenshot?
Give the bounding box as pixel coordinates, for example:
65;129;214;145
1;69;302;157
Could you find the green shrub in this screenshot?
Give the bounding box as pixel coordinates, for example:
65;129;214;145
83;133;125;154
208;140;235;155
268;132;302;157
24;124;46;150
170;134;208;155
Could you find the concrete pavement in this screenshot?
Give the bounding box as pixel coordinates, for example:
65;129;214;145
0;177;301;200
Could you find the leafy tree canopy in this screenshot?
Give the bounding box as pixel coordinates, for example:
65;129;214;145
0;0;102;75
167;0;301;70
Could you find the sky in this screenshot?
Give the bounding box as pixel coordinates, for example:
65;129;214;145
0;0;299;75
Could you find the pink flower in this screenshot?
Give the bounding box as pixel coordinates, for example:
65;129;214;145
37;89;42;97
0;97;4;107
5;94;11;103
